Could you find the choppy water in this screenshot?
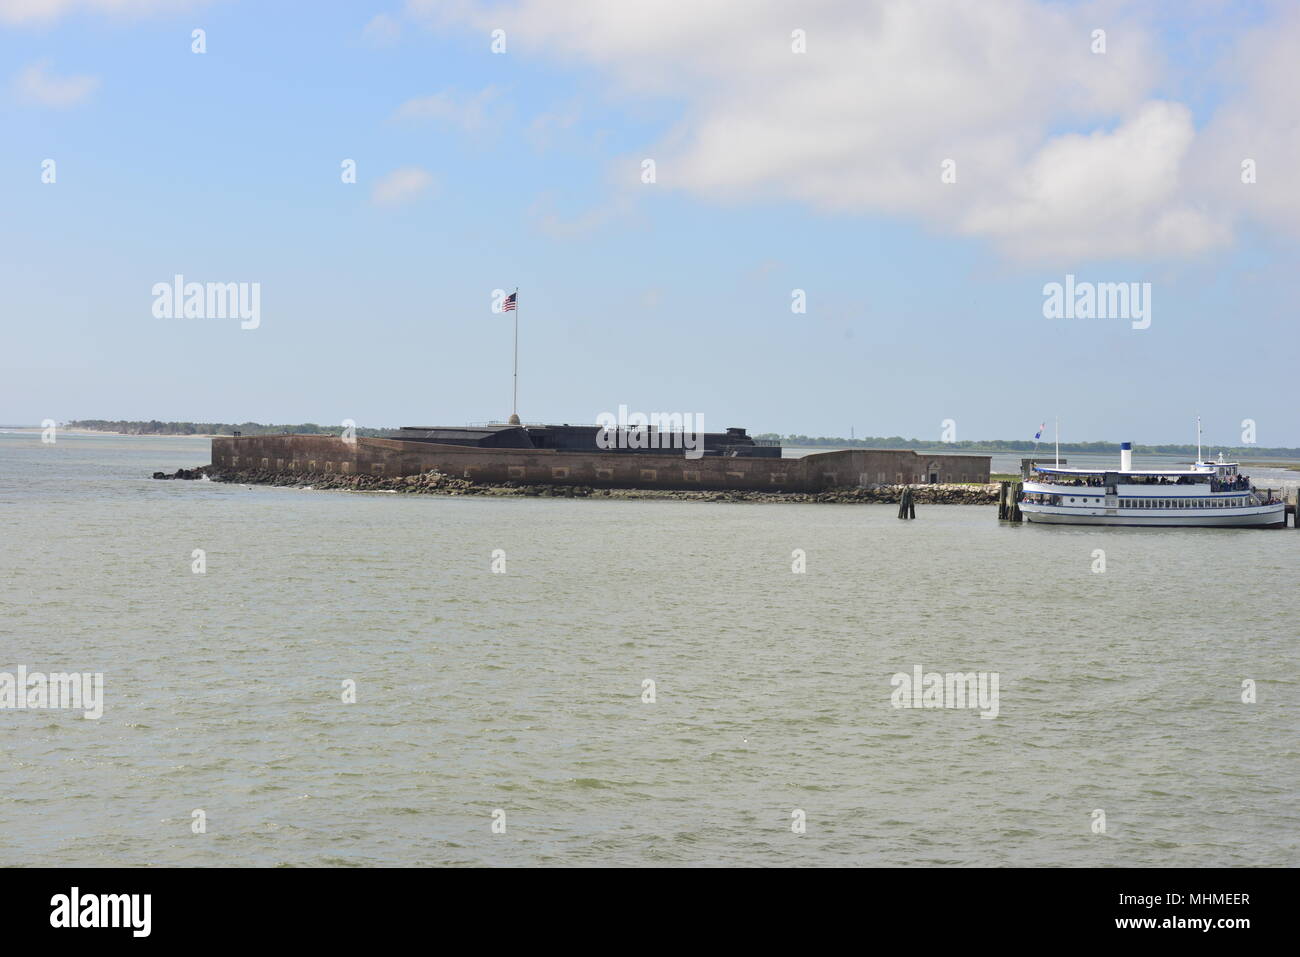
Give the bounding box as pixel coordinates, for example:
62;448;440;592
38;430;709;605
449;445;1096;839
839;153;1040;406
1;432;1296;867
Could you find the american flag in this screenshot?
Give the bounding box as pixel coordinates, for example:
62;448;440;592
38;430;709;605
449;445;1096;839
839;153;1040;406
502;292;517;313
1034;423;1045;440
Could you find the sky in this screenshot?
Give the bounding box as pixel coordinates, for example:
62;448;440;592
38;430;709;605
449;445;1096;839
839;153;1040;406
2;0;1298;447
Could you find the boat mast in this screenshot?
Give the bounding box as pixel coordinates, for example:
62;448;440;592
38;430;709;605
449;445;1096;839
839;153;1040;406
1054;416;1059;467
1196;415;1202;464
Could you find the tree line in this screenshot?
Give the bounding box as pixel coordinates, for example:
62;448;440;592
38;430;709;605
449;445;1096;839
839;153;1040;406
67;420;394;437
754;434;1300;457
63;421;1300;457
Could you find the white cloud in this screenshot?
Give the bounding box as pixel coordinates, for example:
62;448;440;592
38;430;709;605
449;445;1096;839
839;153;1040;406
15;59;99;107
527;190;635;239
362;12;401;47
0;0;202;24
372;166;436;206
1185;6;1300;239
960;101;1229;261
393;86;505;132
527;104;579;151
411;0;1300;262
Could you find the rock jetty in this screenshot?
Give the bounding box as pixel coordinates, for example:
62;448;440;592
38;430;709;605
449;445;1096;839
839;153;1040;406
169;464;999;505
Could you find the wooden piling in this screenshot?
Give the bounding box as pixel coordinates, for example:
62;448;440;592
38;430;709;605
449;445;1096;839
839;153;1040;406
998;481;1022;521
897;486;916;519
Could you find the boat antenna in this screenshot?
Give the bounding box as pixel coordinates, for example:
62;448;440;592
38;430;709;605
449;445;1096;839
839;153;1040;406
1054;416;1059;467
1196;415;1201;464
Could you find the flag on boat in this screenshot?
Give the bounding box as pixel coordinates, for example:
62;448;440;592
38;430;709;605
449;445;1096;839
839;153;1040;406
502;292;517;313
1034;423;1045;440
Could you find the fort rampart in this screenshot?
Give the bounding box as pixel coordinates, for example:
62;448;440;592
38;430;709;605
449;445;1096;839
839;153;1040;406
211;435;990;492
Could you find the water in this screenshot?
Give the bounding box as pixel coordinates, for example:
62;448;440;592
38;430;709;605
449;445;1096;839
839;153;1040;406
1;432;1296;866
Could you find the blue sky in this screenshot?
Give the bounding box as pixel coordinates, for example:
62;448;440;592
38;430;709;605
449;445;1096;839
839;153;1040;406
3;0;1298;447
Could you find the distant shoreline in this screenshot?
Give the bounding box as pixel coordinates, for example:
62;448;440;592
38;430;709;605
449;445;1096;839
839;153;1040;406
1;428;219;438
12;424;1300;461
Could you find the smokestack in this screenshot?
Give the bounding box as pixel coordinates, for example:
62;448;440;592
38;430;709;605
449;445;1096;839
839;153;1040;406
1120;441;1132;472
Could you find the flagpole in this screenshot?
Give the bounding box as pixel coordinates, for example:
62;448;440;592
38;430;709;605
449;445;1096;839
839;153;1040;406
512;287;519;423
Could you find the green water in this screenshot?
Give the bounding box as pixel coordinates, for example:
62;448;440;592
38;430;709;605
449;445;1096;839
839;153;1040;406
1;432;1296;866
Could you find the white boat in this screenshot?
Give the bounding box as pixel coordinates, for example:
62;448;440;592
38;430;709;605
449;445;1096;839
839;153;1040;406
1019;443;1286;528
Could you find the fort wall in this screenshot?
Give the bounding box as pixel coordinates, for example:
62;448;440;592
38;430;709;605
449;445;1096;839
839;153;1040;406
210;436;990;491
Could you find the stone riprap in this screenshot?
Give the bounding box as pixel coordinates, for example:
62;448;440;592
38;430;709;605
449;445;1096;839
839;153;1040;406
176;465;999;505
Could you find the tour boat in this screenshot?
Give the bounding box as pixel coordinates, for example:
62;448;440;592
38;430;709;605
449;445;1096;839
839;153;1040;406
1019;443;1286;528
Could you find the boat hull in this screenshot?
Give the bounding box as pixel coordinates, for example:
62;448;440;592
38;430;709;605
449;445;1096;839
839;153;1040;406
1021;503;1286;528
